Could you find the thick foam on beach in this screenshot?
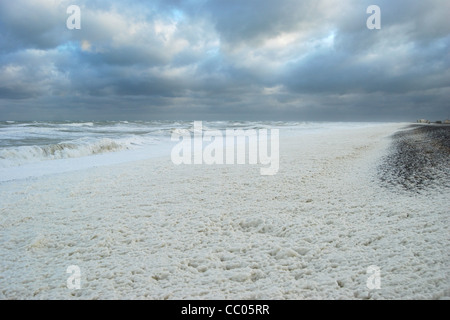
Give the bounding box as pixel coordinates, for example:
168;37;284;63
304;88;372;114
0;122;448;299
0;121;381;182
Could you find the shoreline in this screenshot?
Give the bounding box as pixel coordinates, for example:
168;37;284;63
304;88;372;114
1;123;449;300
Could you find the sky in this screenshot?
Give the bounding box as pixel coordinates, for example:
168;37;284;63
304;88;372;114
0;0;449;121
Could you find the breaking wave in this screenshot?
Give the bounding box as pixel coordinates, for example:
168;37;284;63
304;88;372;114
0;137;155;168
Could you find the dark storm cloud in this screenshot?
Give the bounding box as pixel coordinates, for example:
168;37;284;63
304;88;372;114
0;0;449;120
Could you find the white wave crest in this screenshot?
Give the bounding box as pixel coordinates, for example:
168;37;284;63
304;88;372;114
63;122;94;127
0;138;131;167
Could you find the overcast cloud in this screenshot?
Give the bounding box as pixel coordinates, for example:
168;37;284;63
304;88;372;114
0;0;449;121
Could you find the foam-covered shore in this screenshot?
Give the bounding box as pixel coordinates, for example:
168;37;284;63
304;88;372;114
1;123;449;299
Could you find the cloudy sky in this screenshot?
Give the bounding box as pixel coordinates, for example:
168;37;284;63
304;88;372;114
0;0;449;121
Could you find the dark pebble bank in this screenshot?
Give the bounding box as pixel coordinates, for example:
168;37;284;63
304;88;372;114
379;124;450;192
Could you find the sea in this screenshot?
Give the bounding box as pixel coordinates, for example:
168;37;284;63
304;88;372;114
0;120;383;182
